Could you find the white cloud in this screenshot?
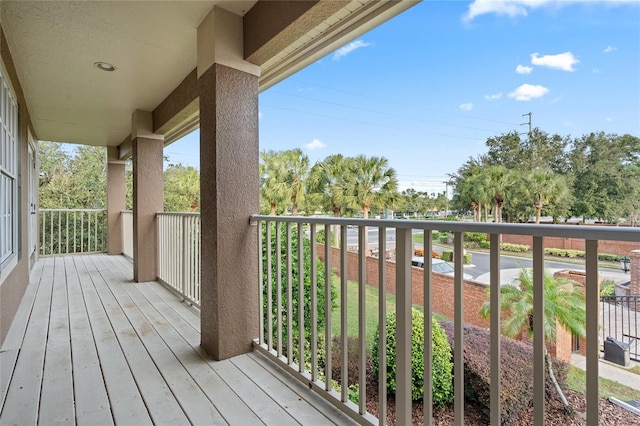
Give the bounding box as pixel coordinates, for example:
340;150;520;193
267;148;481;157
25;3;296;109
333;40;373;60
592;68;601;74
484;93;503;100
516;65;533;74
508;84;549;101
258;111;263;120
606;117;613;122
531;52;579;71
463;1;638;22
604;45;617;53
459;103;474;111
304;138;326;151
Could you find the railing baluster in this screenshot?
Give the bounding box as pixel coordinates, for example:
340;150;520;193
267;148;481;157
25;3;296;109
287;222;293;364
533;236;545;425
182;215;188;302
298;222;305;372
340;224;348;402
585;239;599;426
423;229;432;426
258;219;264;345
310;223;318;381
490;233;501;426
454;231;464;426
396;227;412;424
266;220;273;351
358;225;366;414
277;222;283;358
379;227;387;426
324;223;332;391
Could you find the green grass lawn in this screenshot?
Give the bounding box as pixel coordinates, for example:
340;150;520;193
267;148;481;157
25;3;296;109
329;277;448;350
326;276;640;402
567;365;640;401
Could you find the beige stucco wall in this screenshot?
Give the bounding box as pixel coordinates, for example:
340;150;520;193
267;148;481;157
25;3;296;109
0;25;37;346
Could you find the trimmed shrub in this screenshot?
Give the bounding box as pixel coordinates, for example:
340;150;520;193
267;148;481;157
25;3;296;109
500;243;530;252
463;253;472;265
600;279;616;297
464;232;487;245
439;233;450;243
598;253;622;262
442;250;453;262
479;241;491;249
440;322;568;425
372;310;454;405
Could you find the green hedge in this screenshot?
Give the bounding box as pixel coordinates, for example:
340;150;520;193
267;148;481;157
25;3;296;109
544;248;623;262
372;310;454;405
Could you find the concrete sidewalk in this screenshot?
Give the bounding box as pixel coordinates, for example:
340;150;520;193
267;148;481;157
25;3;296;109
571;353;640;392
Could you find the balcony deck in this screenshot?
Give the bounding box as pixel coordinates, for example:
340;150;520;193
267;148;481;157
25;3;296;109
0;254;355;425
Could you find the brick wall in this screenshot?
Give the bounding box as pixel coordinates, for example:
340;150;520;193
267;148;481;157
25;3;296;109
317;244;581;362
502;234;640;256
318;245;491;330
630;250;640;298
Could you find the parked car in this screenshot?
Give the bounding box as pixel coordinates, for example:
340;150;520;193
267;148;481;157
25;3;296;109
411;256;473;280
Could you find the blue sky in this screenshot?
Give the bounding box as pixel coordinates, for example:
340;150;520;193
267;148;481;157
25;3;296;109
166;0;640;195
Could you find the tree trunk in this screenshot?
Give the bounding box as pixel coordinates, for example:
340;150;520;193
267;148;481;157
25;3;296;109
535;204;542;224
270;203;276;215
545;349;572;414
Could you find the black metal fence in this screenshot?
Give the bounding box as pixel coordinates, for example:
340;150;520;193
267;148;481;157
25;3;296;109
601;296;639;362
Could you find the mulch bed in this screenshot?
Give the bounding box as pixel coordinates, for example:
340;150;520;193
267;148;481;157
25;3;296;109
350;360;640;425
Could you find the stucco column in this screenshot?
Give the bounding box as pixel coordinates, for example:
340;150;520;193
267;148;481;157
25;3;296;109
107;146;126;255
198;6;260;360
132;110;164;282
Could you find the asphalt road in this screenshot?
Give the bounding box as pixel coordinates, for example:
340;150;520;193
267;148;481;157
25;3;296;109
343;227;630;285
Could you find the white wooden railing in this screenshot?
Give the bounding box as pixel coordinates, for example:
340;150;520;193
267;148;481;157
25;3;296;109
156;212;201;307
250;215;640;426
39;208;107;256
121;210;133;259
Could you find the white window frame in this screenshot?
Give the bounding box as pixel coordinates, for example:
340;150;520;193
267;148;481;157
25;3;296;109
0;60;19;275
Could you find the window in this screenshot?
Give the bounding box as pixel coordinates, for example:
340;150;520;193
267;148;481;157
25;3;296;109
0;64;18;267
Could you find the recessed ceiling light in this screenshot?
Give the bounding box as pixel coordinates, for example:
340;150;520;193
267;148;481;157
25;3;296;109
94;62;116;72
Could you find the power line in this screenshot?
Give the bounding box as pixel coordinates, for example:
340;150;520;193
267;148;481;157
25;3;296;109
261;103;486;142
290;79;522;127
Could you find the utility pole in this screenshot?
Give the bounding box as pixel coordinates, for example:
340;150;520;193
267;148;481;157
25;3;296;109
521;112;535;167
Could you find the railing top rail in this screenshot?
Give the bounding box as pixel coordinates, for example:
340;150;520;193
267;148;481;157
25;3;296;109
121;210;132;214
156;212;201;217
40;208;107;213
250;214;640;242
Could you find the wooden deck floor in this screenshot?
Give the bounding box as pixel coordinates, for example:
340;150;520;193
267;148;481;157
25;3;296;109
0;254;356;425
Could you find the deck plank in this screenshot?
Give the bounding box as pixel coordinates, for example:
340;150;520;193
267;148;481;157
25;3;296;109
232;353;337;425
2;254;358;425
129;281;266;425
82;255;191;426
39;257;76;425
97;260;227;425
74;256;152;426
65;256;113;426
0;258;54;425
0;255;44;410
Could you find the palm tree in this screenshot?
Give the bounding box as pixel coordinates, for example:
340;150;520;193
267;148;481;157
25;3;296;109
343;155;398;253
523;169;569;224
280;148;309;215
307;154;350;247
486;165;513;223
344;155;398;219
479;269;586;413
259;150;288;215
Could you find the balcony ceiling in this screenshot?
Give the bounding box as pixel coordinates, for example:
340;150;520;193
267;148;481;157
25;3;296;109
1;0;418;148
